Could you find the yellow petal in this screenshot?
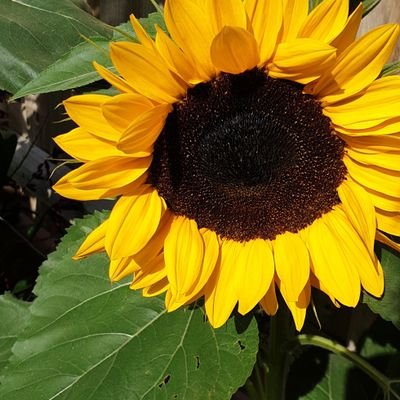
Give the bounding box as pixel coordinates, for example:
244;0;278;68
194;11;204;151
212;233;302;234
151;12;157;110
349;149;400;174
155;25;201;84
132;210;173;267
331;3;363;54
142;277;169;297
344;155;400;198
237;239;274;315
363;186;400;213
117;103;172;156
164;0;217;80
335;118;400;137
212;0;247;30
340;133;400;152
268;39;336;84
309;24;400;104
130;254;166;290
102;93;154;133
365;258;384;298
54;128;124;163
281;0;308;41
93;61;136;94
259;279;278;316
109;256;141;282
244;0;283;63
105;185;164;260
376;230;400;253
348;148;400;172
337;179;376;257
284;282;311;331
73;219;108;259
63;94;120;141
306;210;361;307
165;228;220;310
53;156;150;201
164;216;205;300
210;26;259;74
110;41;187;103
329;208;383;298
274;232;310;302
186;228;220;300
52;181;119;201
55;156;149;189
324;76;400;130
299;0;348;43
204;240;242;328
130;14;155;50
310;271;339;307
376;209;400;236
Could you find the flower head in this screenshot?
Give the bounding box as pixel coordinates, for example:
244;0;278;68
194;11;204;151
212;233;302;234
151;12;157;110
54;0;400;330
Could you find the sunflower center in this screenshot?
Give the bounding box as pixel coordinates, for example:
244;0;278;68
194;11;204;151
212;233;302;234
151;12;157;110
148;69;346;241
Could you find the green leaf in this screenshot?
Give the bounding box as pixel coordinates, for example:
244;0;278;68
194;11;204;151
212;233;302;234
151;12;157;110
10;12;165;100
112;12;165;42
0;0;111;94
364;244;400;330
313;0;380;15
299;353;354;400
0;212;258;400
308;0;324;11
361;0;382;16
381;60;400;77
11;39;113;100
0;294;30;374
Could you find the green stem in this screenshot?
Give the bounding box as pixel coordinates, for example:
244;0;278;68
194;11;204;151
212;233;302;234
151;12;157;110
250;305;295;400
295;335;399;399
149;0;163;14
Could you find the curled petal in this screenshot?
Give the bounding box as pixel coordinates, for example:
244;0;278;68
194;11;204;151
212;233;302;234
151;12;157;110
299;0;348;43
63;94;119;141
110;41;187;103
105;185;165;260
268;39;336;84
73;219;108;259
211;26;259;74
309;24;400;103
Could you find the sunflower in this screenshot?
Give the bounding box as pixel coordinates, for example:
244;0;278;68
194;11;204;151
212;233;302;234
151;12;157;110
53;0;400;331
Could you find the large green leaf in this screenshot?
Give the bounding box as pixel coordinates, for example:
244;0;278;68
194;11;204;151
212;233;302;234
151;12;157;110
10;12;165;100
0;212;258;400
11;38;114;99
0;0;111;94
299;353;354;400
364;244;400;330
0;294;30;374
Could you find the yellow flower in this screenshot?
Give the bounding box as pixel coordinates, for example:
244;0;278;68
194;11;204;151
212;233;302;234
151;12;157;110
53;0;400;331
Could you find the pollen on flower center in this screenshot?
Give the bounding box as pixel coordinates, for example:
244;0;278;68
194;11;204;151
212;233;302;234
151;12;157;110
148;69;347;241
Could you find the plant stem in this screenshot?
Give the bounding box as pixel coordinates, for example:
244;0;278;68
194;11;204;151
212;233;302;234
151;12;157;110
250;305;294;400
295;334;399;399
149;0;163;14
265;306;293;400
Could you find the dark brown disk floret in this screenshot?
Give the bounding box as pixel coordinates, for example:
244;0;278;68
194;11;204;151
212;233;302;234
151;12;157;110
148;69;346;241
